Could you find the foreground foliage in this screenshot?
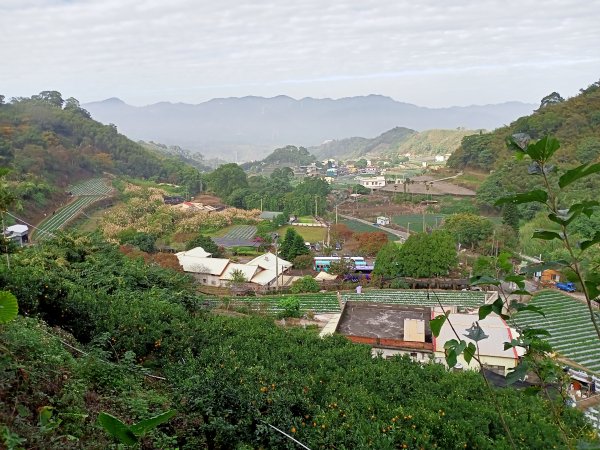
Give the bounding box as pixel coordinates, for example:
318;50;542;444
0;234;597;449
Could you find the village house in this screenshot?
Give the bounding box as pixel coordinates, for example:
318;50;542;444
356;176;386;189
325;301;523;376
175;248;292;290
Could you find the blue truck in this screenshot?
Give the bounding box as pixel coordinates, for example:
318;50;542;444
556;281;576;292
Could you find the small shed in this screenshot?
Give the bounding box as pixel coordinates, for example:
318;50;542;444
376;216;390;226
4;224;29;246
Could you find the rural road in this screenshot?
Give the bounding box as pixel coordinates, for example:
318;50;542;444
338;213;409;241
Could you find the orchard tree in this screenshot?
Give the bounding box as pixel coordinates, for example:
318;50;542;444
207;163;248;198
185;234;221;257
352;231;388;255
398;230;457;278
373;242;402;279
443;213;494;249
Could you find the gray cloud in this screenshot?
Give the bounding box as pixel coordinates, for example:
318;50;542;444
1;0;599;106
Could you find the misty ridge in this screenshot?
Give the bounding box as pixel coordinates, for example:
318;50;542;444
84;95;535;162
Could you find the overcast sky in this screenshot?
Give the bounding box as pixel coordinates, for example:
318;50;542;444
1;0;599;107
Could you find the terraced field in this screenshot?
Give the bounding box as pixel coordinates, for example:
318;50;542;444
69;178;113;196
227;289;488;315
34;178;111;240
512;291;600;373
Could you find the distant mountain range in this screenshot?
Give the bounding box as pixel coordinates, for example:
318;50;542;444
83;95;535;161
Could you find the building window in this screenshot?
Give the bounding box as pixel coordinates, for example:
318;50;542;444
202;278;207;283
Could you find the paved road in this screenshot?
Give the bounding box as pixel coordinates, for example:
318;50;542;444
338;213;409;241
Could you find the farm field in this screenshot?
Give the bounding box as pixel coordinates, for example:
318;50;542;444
277;225;327;243
69;178;113;196
392;214;445;233
35;196;101;239
512;291;600;373
34;178;113;240
228;289;488;315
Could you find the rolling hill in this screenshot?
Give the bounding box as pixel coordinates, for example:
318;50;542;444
310;127;477;160
84;95;535;161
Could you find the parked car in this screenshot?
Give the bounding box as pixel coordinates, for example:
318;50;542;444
556;282;576;292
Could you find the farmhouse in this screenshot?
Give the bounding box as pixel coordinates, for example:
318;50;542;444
325;295;522;375
356;176;386;189
175;249;292;290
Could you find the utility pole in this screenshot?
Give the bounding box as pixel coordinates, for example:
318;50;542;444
407;222;410;235
315;195;318;217
273;233;279;292
260;198;263;212
335;204;338;224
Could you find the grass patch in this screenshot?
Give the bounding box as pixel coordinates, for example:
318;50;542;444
277;225;327;242
392;214;445;233
297;215;317;224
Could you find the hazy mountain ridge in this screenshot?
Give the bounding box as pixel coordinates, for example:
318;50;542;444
84;95;535;161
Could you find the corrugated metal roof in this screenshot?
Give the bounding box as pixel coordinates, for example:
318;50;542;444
176;246;212;258
250;269;277;286
177;256;229;275
220;263;258;281
246;252;291;272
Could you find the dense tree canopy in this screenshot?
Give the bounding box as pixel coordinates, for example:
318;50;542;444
0;233;595;448
443;213;494;249
373;241;402;279
397;230;458;277
206;163;248;198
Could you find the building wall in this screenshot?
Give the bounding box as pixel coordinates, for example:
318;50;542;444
192;273;225;287
433;352;518;376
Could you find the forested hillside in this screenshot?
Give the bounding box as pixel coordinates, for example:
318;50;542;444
310;127;416;159
446;81;600;210
0;235;595;449
0;92;203;218
241;145;316;172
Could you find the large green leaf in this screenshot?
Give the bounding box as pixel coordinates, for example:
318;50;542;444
506;361;529;385
430;314;447;338
495;190;548;207
532;230;563;241
130;410;176;436
579;231;600;251
558;162;600;189
463;342;476;364
0;291;18;324
97;413;138;445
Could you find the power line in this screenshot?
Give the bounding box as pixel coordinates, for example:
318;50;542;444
4;211;56;239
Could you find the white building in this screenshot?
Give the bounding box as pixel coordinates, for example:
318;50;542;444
376;216;390;226
4;224;29;246
434;312;525;375
356;176;386;189
176;250;292;289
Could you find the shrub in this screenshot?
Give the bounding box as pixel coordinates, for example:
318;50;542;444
290;276;319;294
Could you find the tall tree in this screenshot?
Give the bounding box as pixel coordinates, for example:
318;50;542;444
373;242;402;279
398;231;457;278
207;163;248;199
501;203;520;232
443;213;494;249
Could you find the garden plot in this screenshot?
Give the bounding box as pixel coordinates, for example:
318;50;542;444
213;225;258;248
68;178;113;196
512;291;600;373
228;290;487;315
35;196;100;239
35;178;111;240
